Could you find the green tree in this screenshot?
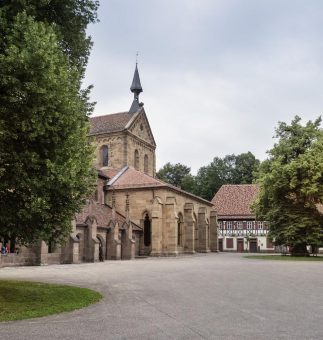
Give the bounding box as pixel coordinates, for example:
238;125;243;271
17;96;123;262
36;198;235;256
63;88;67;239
232;152;260;184
194;156;233;200
194;153;259;201
253;116;323;256
156;162;191;188
0;13;95;244
0;0;99;75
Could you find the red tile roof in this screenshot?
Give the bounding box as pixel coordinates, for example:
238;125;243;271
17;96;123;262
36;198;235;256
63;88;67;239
75;201;141;231
212;184;260;219
89;112;135;135
99;168;119;180
107;166;213;206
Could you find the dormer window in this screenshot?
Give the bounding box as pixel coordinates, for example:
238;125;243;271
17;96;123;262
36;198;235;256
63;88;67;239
101;145;109;166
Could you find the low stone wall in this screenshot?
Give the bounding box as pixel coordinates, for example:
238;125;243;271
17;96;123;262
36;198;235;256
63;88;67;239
0;253;37;268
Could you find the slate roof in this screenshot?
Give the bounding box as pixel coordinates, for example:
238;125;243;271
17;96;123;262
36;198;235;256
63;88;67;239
212;184;260;219
75;201;141;231
106;166;213;206
89;111;135;136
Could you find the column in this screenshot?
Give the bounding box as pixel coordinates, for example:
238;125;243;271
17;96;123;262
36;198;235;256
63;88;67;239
184;203;195;253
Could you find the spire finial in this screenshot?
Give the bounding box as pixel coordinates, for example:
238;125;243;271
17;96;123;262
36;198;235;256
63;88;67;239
129;59;143;113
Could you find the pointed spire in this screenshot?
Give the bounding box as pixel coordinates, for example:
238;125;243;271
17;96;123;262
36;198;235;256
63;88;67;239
129;61;143;113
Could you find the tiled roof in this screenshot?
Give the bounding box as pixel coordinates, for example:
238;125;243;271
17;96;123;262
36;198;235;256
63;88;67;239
108;166;163;189
212;184;260;219
99;168;119;180
107;166;213;206
89;112;135;135
75;201;141;231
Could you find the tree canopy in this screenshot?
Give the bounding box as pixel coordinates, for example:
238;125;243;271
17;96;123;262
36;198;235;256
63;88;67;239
253;116;323;256
193;152;259;200
0;2;98;244
0;0;99;75
157;152;259;201
156;162;191;188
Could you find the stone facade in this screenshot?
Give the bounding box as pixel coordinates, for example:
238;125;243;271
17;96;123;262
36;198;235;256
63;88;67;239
0;64;218;267
105;167;217;257
92;109;156;177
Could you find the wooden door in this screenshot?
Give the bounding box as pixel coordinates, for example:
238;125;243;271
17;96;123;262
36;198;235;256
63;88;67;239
249;239;257;253
237;238;244;252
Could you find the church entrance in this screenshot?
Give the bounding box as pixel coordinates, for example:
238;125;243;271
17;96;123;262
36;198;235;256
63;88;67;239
144;214;151;247
76;233;85;262
97;235;105;262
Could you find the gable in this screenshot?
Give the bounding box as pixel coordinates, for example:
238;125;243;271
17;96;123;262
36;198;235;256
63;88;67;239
127;109;156;147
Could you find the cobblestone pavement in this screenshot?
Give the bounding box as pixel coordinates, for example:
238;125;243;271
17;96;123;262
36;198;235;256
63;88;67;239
0;253;323;340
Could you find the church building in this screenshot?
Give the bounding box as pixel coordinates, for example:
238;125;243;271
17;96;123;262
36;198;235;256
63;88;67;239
0;64;218;267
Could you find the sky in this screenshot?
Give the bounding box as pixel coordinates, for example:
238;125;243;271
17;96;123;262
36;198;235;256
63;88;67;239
84;0;323;174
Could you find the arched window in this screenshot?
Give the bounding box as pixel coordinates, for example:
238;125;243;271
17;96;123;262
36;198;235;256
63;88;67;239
144;213;151;246
101;145;109;166
134;149;139;170
144;154;148;173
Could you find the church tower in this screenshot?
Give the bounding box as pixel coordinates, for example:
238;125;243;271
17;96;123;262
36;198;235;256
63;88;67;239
89;63;156;177
129;63;143;113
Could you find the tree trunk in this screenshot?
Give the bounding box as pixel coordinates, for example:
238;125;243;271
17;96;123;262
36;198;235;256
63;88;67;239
290;243;309;257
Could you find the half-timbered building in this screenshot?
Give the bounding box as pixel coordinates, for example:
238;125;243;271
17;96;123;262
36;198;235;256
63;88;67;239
212;184;274;253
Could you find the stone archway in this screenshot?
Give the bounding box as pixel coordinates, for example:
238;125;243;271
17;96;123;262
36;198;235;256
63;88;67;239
97;234;105;261
144;213;151;247
120;229;127;260
177;212;184;250
194;212;199;252
140;212;152;256
76;232;85;262
105;228;113;260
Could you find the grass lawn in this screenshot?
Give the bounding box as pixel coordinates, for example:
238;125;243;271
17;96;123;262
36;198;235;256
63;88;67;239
0;280;102;322
244;255;323;261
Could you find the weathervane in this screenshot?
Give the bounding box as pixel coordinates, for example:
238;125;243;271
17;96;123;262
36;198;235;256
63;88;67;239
136;51;139;64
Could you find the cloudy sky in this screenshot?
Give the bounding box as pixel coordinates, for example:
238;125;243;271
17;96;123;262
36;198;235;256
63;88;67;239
84;0;323;174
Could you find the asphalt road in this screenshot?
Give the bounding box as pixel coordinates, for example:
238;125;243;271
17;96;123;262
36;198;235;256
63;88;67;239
0;253;322;340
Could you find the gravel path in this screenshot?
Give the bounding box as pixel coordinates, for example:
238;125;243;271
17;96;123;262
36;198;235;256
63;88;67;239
0;253;322;340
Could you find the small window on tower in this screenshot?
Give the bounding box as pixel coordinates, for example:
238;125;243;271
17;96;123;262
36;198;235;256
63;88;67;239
101;145;109;166
134;149;139;170
144;154;148;173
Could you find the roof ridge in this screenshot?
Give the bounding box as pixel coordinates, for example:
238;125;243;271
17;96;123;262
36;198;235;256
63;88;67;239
107;166;129;186
90;111;130;119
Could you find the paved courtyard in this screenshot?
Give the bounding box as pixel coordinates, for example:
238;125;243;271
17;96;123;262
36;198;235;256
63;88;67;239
0;253;323;340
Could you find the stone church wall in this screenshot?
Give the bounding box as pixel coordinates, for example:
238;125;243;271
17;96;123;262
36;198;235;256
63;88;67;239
126;134;155;176
93;133;125;171
106;188;217;256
